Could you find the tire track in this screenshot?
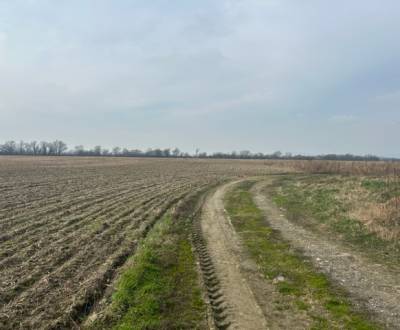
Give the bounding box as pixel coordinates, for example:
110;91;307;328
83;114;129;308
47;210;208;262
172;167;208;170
192;218;231;330
200;182;268;330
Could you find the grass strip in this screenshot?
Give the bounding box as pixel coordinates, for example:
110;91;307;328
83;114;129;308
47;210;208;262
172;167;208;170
85;213;206;330
225;181;379;330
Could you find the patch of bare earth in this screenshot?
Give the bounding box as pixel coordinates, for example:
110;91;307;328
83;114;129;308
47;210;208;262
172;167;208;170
252;179;400;329
201;182;311;329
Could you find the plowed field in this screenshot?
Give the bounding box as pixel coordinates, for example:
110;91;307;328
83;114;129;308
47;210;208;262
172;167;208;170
0;156;273;329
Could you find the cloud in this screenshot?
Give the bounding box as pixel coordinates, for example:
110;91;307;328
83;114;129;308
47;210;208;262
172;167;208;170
0;31;7;42
0;0;399;156
372;90;400;109
329;115;358;124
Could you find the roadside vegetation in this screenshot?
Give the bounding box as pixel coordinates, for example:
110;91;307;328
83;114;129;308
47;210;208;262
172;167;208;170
225;181;379;330
268;175;400;267
85;212;206;330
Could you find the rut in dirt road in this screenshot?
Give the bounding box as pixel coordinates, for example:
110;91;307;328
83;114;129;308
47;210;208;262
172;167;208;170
252;180;400;330
200;182;313;329
200;182;268;330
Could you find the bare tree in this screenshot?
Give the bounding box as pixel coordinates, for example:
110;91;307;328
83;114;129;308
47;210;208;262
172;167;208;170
18;140;25;154
30;141;39;155
47;142;57;155
23;142;33;154
1;141;17;154
74;145;85;156
239;150;251;158
172;148;181;157
93;146;102;156
163;148;171;157
112;146;121;156
39;141;48;155
53;140;67;156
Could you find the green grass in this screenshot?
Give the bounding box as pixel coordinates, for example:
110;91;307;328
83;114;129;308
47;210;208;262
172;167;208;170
225;181;379;330
270;175;400;265
361;178;400;202
85;214;206;330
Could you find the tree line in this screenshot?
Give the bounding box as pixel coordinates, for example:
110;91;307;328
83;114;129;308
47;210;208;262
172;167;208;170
0;140;68;156
0;139;387;161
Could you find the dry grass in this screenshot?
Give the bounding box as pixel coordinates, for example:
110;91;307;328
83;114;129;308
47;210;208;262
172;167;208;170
273;174;400;242
262;160;400;238
264;159;400;176
350;194;400;241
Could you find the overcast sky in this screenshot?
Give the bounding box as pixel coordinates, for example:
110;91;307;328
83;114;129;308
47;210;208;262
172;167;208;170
0;1;399;156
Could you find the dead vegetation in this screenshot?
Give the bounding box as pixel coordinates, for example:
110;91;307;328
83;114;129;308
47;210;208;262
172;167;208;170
264;159;400;176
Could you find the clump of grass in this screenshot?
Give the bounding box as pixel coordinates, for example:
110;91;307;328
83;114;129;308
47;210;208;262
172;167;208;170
225;181;379;330
85;214;206;330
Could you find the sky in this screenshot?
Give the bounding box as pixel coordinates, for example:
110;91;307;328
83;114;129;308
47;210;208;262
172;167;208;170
0;0;399;156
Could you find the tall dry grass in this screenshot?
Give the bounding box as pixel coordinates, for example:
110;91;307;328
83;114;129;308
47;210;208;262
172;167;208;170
265;159;400;176
265;159;400;241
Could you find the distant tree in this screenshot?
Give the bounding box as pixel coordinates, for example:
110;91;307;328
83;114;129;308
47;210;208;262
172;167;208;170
93;146;102;156
74;145;85;156
163;148;171;157
112;146;121;156
102;148;110;156
23;142;32;154
52;140;67;156
239;150;251;158
284;152;292;159
153;149;163;157
172;148;181;157
17;140;26;154
47;142;57;155
272;151;282;158
198;152;207;158
130;149;143;157
1;141;17;154
39;141;49;155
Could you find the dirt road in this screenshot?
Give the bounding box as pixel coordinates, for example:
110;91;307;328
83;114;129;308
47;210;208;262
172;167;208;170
201;182;267;329
252;180;400;330
201;182;313;329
